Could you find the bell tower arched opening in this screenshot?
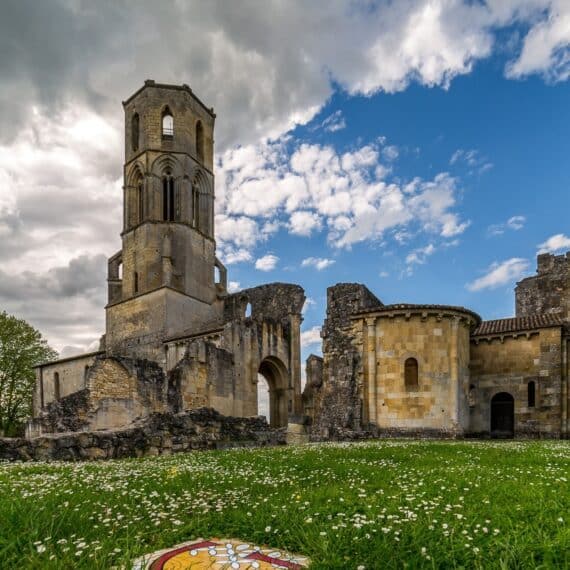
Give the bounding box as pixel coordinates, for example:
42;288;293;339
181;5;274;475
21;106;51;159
258;356;289;428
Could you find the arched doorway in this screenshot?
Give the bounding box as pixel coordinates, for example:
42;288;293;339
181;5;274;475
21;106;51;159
490;392;515;438
258;356;289;428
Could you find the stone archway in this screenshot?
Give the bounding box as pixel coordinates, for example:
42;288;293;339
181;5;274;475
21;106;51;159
490;392;514;438
258;356;290;428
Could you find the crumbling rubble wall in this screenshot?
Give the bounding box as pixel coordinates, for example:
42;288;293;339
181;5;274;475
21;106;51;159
308;283;382;439
2;408;286;462
516;252;570;320
27;357;166;436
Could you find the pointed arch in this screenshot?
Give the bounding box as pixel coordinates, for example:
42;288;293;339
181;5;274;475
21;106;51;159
127;165;145;228
191;168;213;235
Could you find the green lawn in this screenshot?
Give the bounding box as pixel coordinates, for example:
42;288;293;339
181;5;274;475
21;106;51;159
0;440;568;569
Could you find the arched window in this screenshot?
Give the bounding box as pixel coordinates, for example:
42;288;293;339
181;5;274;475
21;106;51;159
137;178;144;223
84;365;90;381
192;184;200;229
404;357;419;390
162;107;174;138
162;175;175;221
528;381;536;408
196;120;204;161
131;113;140;151
245;302;252;318
54;372;61;400
134;271;139;294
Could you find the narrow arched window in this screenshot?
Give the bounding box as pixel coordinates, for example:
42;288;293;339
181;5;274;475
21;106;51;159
54;372;61;400
162;175;175;221
196;120;204;161
528;381;536;408
192;184;200;229
404;357;418;390
137;179;144;223
134;271;139;293
131;113;140;151
162;107;174;138
84;365;90;381
245;302;252;318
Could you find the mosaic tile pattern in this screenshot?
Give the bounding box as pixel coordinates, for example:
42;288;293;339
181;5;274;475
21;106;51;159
133;538;310;569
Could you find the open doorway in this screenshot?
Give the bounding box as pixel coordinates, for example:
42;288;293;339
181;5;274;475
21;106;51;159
257;356;289;428
490;392;514;438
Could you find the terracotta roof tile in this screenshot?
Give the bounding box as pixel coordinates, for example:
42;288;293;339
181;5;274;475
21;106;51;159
472;314;564;336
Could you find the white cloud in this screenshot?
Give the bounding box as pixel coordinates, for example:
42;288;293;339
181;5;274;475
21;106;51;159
1;0;569;351
466;258;530;291
289;211;323;236
506;2;570;83
301;326;322;349
487;214;526;236
449;148;493;174
255;254;279;272
220;138;470;254
302;297;316;314
537;233;570;254
406;244;436;265
320;110;346;132
228;281;241;293
301;257;336;271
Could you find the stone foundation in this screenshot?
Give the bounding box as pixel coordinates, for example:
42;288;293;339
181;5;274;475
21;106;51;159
1;408;285;462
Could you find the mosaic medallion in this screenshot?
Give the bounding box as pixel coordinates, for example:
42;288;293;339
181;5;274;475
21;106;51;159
133;538;310;569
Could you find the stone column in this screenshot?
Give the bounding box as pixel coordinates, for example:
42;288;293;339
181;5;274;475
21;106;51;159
366;317;377;426
562;336;568;438
289;313;303;416
450;316;460;433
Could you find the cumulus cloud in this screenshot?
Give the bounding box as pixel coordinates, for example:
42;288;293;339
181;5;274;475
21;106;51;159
289;211;323;236
219;140;470;255
2;0;569;351
505;1;570;82
466;258;530;291
255;254;279;272
301;257;336;271
301;326;322;349
537;233;570;254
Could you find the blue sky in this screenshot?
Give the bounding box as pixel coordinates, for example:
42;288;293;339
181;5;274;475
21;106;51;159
220;56;570;358
1;1;570;359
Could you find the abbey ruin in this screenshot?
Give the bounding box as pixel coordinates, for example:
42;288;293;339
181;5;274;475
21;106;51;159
24;82;569;450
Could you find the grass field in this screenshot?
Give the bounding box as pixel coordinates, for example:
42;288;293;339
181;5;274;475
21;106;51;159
0;440;568;569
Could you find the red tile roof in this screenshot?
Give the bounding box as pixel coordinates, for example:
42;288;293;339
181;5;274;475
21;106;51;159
472;314;564;336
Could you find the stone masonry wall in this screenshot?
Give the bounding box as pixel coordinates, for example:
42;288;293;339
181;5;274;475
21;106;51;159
310;284;382;439
2;408;285;462
470;327;564;437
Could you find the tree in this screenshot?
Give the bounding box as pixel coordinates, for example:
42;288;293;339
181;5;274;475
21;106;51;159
0;311;57;436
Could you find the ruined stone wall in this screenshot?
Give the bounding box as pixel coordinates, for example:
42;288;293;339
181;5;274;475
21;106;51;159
28;357;166;436
469;327;564;437
33;352;102;416
302;355;323;421
310;284;382;439
2;408;285;462
516;252;570;321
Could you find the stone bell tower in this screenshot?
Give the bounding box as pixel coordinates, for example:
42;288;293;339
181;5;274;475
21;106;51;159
105;80;227;362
